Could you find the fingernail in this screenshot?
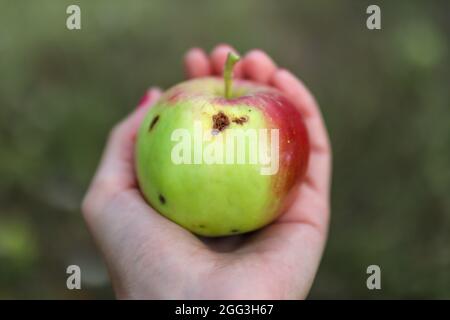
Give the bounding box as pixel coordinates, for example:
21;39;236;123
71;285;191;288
137;87;161;108
137;92;150;108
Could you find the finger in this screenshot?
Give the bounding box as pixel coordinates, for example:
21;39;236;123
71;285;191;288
137;87;162;109
90;88;162;200
270;69;331;193
184;48;212;79
210;44;243;77
242;49;277;83
271;69;321;119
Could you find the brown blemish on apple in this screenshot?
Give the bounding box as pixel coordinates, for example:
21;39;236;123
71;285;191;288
232;116;248;125
212;112;230;132
158;194;166;205
149;115;160;131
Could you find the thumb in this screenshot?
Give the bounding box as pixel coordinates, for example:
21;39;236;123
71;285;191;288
87;87;162;203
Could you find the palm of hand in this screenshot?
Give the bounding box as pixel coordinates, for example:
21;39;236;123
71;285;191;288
82;44;331;299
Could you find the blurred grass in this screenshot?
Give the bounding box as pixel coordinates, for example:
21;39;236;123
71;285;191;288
0;0;449;298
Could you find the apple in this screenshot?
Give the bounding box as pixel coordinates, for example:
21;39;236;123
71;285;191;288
136;53;309;236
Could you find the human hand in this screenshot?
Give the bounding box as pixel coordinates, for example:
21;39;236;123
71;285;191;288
82;44;332;299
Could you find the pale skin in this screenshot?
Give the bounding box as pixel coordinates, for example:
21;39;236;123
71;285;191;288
82;44;332;299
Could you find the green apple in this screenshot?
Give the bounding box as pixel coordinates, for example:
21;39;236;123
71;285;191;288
136;53;309;236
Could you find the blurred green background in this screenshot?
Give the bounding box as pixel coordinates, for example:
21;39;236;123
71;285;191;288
0;0;449;299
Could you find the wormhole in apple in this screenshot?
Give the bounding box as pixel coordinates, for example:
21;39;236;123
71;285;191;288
232;116;248;125
158;194;166;204
212;111;230;132
148;115;160;131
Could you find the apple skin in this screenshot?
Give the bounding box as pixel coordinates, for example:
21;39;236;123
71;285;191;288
135;77;309;236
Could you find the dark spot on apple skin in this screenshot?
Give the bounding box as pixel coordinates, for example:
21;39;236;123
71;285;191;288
199;225;206;229
149;115;160;131
231;229;239;233
212;112;230;132
232;116;248;125
158;194;166;205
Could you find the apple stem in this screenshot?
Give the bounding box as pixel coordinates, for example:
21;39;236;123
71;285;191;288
224;52;240;99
